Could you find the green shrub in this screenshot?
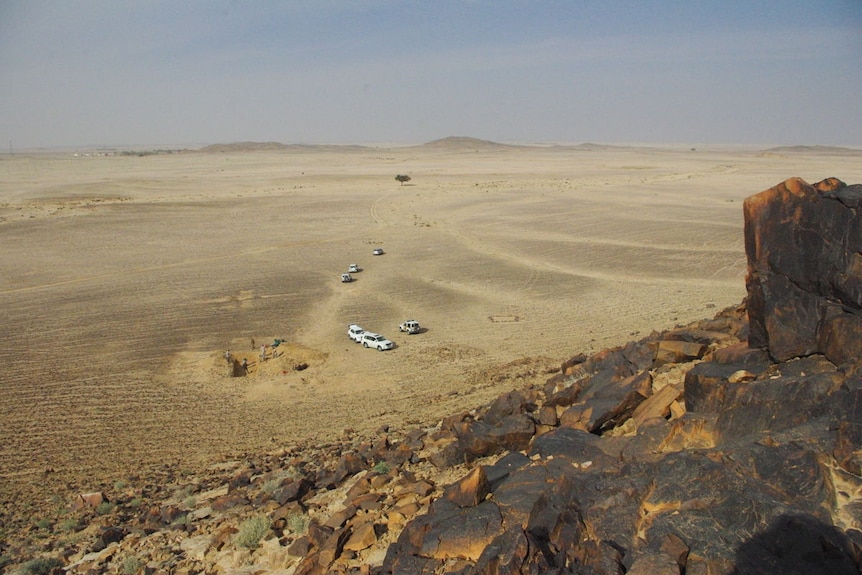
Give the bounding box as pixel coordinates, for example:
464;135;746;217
128;498;143;508
22;557;63;575
235;515;270;549
121;556;144;575
262;479;280;494
59;518;78;533
95;502;115;515
171;513;190;527
372;461;390;474
113;480;127;490
35;518;51;530
283;466;302;480
286;512;309;535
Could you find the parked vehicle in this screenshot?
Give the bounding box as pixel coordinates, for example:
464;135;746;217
348;263;360;273
361;332;394;351
341;273;353;283
372;248;384;256
348;324;365;342
399;320;421;334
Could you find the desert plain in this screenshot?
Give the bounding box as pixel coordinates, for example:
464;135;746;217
1;139;861;515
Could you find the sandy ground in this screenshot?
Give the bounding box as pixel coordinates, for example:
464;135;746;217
1;140;860;506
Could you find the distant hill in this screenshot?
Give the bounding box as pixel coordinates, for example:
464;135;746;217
195;138;651;154
198;141;290;152
763;145;862;155
415;136;521;151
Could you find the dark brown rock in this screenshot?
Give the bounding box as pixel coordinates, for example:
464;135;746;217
288;535;312;557
316;525;351;569
305;520;334;550
733;513;861;575
535;404;558;426
559;370;652;433
528;427;617;467
833;394;862;475
210;494;248;512
712;358;844;443
631;383;682;428
227;468;252;493
744;177;862;363
663;326;735;347
418;500;503;561
343;521;378;552
485;413;536;451
621;417;673;462
323;505;357;530
707;341;772;367
483;452;531;490
685;359;760;414
470;526;531;575
654;340;707;367
443;466;490;508
819;307;862;367
275;478;312;505
99;526;127;546
482;390;536;426
546;340;655;408
317;452;367;489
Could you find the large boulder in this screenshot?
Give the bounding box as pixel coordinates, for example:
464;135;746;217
744;177;862;364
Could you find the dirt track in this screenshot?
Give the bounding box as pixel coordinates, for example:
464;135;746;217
1;142;860;509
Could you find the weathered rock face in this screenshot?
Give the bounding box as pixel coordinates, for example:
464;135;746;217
382;178;862;575
744;177;862;364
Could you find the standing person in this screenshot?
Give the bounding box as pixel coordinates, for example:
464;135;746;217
225;350;231;364
260;344;267;362
251;337;255;350
241;358;248;373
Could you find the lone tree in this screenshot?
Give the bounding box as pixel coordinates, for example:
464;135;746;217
395;174;411;186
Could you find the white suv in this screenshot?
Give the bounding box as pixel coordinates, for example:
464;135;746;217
399;320;421;334
361;332;394;351
348;324;365;342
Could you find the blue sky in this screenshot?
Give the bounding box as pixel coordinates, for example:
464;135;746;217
1;1;860;149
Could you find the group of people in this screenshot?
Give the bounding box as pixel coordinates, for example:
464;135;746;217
224;337;284;376
224;350;248;374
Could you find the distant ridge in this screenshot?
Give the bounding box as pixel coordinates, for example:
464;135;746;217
569;142;625;151
199;141;289;152
763;145;862;155
197;141;370;153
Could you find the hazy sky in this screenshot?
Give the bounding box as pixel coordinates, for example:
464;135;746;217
1;1;860;149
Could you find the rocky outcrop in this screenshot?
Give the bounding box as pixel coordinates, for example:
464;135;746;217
382;178;862;574
383;312;861;573
4;178;860;574
744;177;862;364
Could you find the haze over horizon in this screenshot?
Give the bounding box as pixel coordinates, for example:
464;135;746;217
1;1;860;150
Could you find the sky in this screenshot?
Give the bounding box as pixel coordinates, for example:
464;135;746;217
1;1;860;149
